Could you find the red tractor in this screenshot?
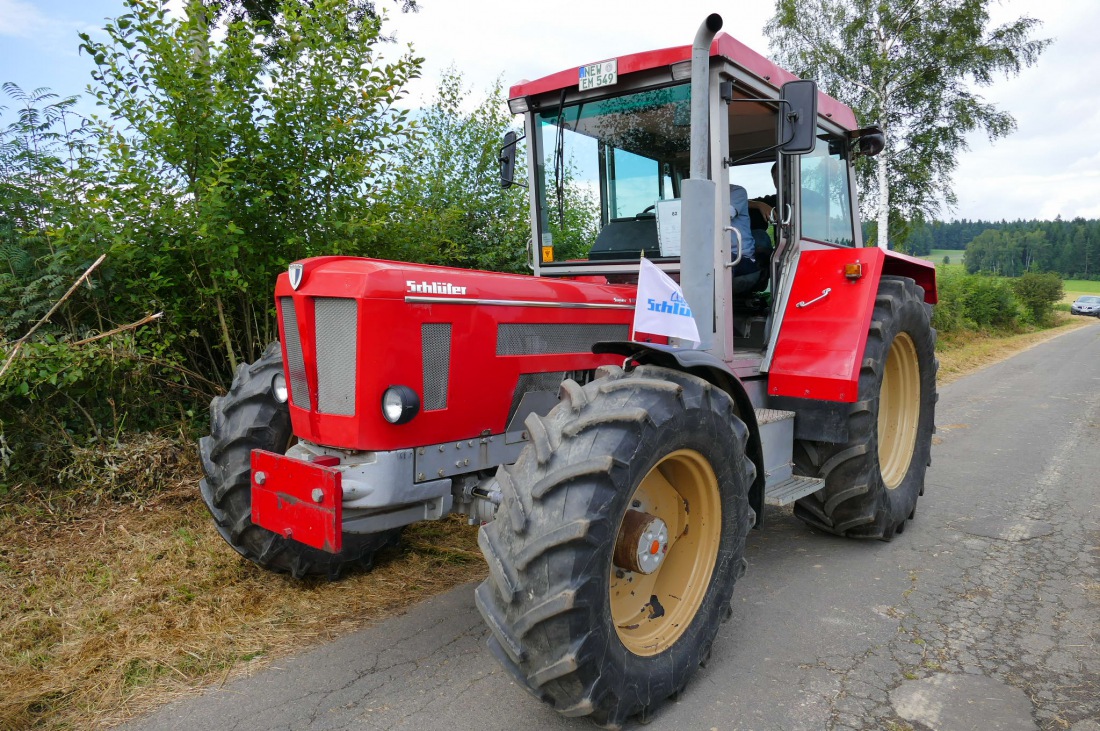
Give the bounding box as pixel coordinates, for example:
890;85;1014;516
199;14;937;728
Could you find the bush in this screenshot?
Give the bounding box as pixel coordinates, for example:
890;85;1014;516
0;334;214;490
1012;271;1063;325
932;267;1019;333
961;275;1018;329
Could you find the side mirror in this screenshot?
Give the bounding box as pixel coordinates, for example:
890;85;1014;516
851;125;885;158
500;131;518;189
779;80;818;155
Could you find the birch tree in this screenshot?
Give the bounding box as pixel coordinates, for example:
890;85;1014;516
767;0;1048;249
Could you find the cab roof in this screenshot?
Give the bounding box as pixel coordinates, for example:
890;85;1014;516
508;32;858;131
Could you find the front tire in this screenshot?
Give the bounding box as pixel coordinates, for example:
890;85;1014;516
198;342;401;579
475;366;755;728
793;276;937;540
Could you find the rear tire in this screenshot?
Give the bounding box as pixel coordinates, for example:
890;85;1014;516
198;342;401;579
475;365;755;728
793;276;937;540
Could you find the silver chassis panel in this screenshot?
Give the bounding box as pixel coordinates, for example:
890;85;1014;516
287;433;527;534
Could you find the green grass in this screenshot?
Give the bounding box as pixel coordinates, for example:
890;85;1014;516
1061;279;1100;304
928;248;966;262
920;249;966;273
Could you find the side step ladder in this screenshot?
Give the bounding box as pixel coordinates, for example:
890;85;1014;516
755;409;824;506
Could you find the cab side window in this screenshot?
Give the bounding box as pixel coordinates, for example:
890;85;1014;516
800;133;855;246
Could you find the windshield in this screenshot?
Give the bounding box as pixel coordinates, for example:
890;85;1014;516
1079;296;1100;304
535;84;691;265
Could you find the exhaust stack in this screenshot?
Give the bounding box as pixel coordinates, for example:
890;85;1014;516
679;13;722;351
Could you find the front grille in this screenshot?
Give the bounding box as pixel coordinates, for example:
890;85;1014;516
315;298;358;415
422;323;452;411
280;297;311;410
497;323;629;356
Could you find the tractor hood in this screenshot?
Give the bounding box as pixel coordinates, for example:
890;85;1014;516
273;257;640;451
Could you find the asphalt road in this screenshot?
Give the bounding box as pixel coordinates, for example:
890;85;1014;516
123;321;1100;731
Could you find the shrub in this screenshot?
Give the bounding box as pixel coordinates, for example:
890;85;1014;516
961;275;1018;329
1012;271;1063;325
931;267;1019;333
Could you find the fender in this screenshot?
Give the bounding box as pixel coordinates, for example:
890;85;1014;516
768;247;936;403
593;341;767;528
883;249;938;304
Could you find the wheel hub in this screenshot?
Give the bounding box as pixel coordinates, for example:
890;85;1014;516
613;510;670;575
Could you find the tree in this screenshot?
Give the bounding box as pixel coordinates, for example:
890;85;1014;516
0;84;103;339
767;0;1049;250
77;0;421;374
202;0;418;61
381;70;530;273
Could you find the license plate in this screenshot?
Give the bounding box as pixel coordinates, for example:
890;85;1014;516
579;59;617;91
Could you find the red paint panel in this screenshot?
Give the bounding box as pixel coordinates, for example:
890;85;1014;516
768;248;886;402
508;33;858;131
251;450;342;553
275;257;638;452
883;249;938;304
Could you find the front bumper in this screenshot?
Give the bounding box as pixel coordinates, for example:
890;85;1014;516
252;450;343;552
250;444;453;553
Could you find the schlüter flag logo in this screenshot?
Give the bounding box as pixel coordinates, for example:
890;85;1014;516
632;257;700;344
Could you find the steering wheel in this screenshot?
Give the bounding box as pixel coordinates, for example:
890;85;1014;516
636;204;657;219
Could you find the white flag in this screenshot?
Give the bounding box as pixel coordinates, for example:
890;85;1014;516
632;257;700;344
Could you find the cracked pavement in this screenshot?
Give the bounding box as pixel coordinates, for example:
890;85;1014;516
122;322;1100;730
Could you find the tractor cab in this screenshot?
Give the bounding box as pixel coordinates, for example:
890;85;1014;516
502;33;882;357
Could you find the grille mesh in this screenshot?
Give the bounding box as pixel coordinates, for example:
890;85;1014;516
497;323;629;356
315;298;358;415
422;323;452;411
279;297;310;410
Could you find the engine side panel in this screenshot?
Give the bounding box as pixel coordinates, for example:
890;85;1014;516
275;257;640;451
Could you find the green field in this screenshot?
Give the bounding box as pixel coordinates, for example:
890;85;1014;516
919;248;966;272
1062;279;1100;304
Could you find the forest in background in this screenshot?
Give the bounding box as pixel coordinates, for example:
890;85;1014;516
890;218;1100;280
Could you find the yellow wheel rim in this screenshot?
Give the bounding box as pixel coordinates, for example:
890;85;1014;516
878;333;921;489
610;449;721;656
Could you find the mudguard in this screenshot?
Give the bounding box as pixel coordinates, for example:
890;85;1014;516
592;341;766;527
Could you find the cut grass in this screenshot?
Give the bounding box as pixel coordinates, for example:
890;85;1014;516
0;472;483;731
2;313;1096;731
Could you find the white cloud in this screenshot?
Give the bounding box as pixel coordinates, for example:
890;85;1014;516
0;0;51;37
949;0;1100;221
381;2;772;109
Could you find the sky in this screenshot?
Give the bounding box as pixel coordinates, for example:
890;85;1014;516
2;0;1098;223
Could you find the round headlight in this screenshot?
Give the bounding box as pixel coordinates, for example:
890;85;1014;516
272;372;289;403
382;386;420;424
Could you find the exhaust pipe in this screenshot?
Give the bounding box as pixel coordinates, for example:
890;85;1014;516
689;13;722;179
680;13;722;351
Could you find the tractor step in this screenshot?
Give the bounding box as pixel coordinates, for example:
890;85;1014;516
754;408;823;505
764;475;824;506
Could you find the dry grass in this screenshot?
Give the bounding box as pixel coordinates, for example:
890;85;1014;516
935;313;1097;386
3;315;1096;731
0;448;483;731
